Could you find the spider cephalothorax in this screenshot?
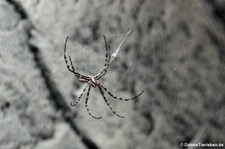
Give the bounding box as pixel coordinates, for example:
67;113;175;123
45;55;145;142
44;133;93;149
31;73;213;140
64;35;144;119
79;75;99;88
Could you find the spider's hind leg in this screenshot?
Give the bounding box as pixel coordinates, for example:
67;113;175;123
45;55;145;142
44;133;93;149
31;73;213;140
100;83;144;101
85;86;102;119
98;86;125;118
70;83;89;106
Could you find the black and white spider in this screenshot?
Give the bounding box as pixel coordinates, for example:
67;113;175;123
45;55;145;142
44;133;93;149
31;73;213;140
64;35;144;119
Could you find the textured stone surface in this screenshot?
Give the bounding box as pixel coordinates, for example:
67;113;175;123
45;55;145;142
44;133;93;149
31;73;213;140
0;0;225;149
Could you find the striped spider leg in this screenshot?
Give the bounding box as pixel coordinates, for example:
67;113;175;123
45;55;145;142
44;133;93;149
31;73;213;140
95;35;111;80
64;35;144;119
64;37;100;119
64;36;89;80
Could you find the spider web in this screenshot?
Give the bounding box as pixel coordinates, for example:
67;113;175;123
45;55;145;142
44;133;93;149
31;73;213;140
69;1;225;148
68;28;133;76
69;2;224;127
108;27;133;64
65;28;137;119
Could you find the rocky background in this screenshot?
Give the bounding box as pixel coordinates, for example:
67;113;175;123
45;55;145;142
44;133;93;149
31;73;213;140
0;0;225;149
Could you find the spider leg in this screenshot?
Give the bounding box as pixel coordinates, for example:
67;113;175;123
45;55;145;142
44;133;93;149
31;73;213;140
64;36;89;79
95;35;111;80
103;34;111;64
100;83;144;101
68;56;89;79
85;86;102;119
98;86;125;118
64;36;74;72
70;83;90;106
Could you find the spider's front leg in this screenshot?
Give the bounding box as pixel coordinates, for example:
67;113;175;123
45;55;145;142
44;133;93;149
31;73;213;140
64;36;89;79
95;35;111;80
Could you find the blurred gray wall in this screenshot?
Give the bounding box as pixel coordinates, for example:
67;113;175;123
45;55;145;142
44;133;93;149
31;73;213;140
0;0;225;149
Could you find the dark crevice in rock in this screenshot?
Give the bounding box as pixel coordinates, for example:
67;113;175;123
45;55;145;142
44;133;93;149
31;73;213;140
90;19;100;40
206;0;225;30
1;101;10;110
173;115;192;133
185;110;202;126
192;44;203;60
204;26;225;63
174;115;197;146
28;44;65;111
0;101;11;116
209;119;222;129
179;21;191;38
131;0;145;20
5;1;99;148
142;112;154;135
27;32;99;149
5;0;28;19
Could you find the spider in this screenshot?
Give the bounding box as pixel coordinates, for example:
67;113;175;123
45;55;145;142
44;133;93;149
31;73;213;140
64;35;144;119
